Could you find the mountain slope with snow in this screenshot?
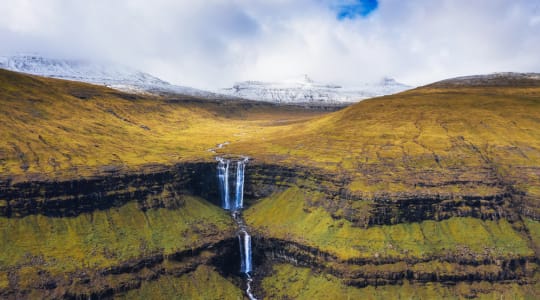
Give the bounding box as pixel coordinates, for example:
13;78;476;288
0;55;412;105
219;75;412;105
0;55;223;98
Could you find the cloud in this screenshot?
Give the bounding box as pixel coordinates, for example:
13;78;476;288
0;0;539;89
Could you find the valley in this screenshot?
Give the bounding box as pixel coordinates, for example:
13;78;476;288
0;68;539;299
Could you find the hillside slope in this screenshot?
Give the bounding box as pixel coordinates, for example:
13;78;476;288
0;68;322;181
230;80;540;209
232;75;540;298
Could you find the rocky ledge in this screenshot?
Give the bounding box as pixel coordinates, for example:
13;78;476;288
1;161;536;225
252;237;538;290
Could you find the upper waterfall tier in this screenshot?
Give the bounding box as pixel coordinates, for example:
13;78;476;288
217;157;248;211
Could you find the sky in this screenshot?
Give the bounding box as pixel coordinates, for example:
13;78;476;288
0;0;539;90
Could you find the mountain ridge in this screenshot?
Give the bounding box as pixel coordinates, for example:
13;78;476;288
0;54;227;99
0;55;413;105
219;74;412;104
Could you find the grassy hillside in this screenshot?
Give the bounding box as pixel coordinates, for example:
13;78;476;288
239;83;540;297
228;86;540;198
0;69;322;181
3;68;537;198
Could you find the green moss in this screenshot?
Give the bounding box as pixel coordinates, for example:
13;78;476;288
524;218;540;253
118;265;243;300
0;196;233;275
246;187;534;260
0;272;8;290
262;264;538;299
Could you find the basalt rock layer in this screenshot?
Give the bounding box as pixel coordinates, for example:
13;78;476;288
0;163;220;218
254;237;537;286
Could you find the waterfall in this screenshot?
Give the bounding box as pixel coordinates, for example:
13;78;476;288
235;160;245;209
217;159;230;210
217;157;247;211
216;157;256;300
238;230;252;273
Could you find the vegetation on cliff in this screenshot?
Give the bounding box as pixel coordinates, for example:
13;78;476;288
119;265;243;299
0;196;234;296
262;264;540;299
245;187;533;260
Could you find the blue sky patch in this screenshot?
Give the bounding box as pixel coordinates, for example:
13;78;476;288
336;0;378;20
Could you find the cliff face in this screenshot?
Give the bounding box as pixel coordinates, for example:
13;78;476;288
0;163;220;218
2;160;534;225
243;163;539;298
255;237;536;285
244;162;535;225
0;166;537;298
0;153;538;298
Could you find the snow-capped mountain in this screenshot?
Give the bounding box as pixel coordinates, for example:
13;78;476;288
219;75;412;105
0;54;222;98
0;55;412;105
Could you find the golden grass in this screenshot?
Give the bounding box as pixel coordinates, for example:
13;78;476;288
228;87;540;196
0;69;323;180
1;69;538;198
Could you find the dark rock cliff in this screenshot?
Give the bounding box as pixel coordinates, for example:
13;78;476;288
0;160;537;298
1;161;535;225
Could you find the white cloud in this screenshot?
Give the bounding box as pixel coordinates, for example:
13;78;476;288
0;0;538;89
